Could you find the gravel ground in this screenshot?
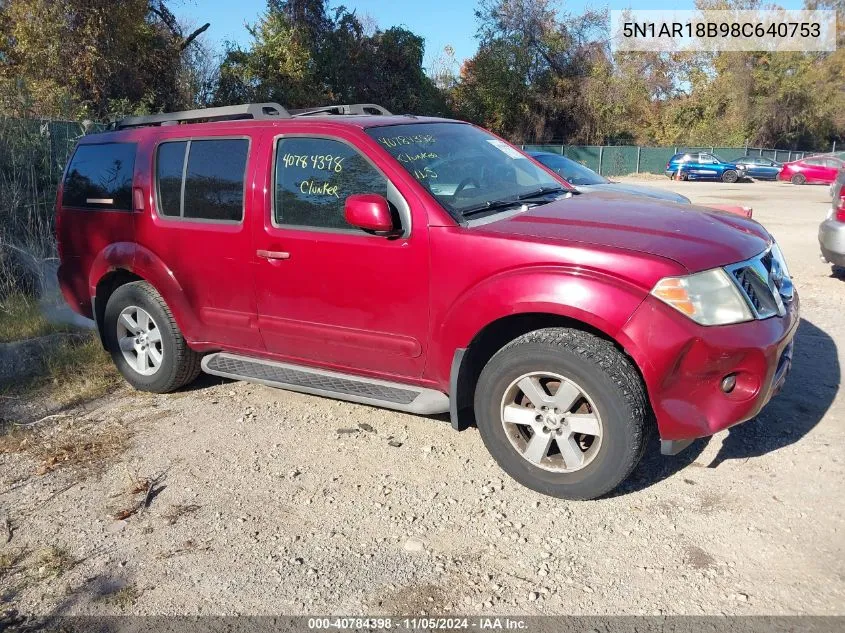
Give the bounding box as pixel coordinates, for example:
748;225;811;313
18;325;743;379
1;179;843;617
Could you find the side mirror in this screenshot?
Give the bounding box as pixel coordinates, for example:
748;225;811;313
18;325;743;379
344;194;395;234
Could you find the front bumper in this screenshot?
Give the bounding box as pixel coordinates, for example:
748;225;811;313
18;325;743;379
621;294;800;442
819;216;845;267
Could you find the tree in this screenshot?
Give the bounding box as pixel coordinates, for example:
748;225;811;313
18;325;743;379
214;0;447;115
0;0;211;118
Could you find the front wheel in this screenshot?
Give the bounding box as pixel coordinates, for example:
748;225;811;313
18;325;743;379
474;328;651;500
721;169;739;183
103;281;202;393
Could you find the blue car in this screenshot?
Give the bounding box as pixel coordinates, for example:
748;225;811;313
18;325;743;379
731;156;782;180
665;152;747;183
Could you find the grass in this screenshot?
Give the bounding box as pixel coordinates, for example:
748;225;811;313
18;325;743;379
100;583;141;608
35;546;76;578
0;293;74;343
41;336;121;408
0;334;121;410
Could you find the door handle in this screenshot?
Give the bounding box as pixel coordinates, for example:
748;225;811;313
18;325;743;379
257;249;290;260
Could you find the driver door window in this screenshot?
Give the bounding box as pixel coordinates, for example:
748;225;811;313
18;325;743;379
274;137;388;230
699;154;717;164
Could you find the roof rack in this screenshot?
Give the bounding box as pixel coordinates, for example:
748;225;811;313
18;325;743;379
289;104;393;117
114;103;290;130
112;102;393;130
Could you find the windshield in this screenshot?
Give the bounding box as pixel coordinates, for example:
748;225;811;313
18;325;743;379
366;123;563;217
532;154;607;186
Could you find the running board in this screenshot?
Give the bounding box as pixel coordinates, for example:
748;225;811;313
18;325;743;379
201;352;449;415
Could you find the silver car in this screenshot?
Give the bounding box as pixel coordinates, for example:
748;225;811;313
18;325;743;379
529;152;691;204
820;169;845;269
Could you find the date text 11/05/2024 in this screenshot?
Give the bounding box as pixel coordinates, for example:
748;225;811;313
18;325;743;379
307;617;528;630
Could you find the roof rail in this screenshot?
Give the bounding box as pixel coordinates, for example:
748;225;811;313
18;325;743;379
114;103;290;130
289;103;393;117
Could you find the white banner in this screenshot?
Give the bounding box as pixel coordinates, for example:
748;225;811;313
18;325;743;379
610;9;837;52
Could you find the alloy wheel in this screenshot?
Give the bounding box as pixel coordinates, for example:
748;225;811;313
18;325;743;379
116;306;163;376
500;371;603;473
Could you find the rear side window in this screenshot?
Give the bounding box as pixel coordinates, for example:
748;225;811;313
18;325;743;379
63;143;137;210
155;138;249;222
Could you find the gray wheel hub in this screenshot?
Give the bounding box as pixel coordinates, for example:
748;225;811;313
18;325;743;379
116;306;163;376
500;371;603;473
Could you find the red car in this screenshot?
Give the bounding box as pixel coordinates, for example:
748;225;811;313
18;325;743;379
779;155;843;185
56;102;799;499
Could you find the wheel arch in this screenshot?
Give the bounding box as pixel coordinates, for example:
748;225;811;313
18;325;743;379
88;243;199;346
447;310;649;431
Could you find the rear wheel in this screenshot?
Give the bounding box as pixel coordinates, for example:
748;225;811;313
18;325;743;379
791;173;806;185
721;169;738;183
103;281;201;393
473;328;651;500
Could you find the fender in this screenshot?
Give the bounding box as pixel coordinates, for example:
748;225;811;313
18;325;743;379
431;266;650;388
88;242;202;341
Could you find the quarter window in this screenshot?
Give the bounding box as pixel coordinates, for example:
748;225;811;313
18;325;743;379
155;138;249;222
63;143;137;210
274;137;387;229
156;141;186;217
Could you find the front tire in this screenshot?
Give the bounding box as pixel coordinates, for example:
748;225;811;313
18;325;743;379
721;169;738;183
791;173;806;185
103;281;202;393
473;328;651;500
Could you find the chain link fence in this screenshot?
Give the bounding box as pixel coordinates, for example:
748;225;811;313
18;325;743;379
0;118;105;296
521;143;816;177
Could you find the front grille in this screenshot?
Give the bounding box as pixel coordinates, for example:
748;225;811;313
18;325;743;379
725;246;793;320
730;265;780;318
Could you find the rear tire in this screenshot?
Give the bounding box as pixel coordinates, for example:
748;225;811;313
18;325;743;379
721;170;738;183
473;328;651;500
103;281;202;393
791;173;806;185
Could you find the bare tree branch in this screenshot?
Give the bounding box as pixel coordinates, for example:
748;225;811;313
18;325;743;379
181;23;210;51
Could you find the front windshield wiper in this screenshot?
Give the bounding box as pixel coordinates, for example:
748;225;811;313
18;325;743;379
517;186;567;200
460;199;527;217
460;187;571;218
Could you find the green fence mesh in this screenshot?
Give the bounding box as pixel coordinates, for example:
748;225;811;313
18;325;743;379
523;143;814;175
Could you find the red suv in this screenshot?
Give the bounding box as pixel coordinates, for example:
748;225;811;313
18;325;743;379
56;102;799;499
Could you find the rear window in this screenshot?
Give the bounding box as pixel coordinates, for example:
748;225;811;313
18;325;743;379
63;143;137;210
155;138;249;222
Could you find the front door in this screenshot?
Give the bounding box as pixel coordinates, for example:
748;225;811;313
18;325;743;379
252;132;430;378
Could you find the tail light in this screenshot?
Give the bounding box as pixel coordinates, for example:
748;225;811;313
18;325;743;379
835;184;845;222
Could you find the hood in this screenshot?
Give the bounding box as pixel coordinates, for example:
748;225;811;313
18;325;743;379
477;192;770;272
579;182;691;204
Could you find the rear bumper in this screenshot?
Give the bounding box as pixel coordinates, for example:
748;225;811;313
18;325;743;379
57;261;92;319
819;216;845;267
621;294;800;442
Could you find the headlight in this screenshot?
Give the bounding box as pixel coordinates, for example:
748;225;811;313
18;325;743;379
651;269;754;326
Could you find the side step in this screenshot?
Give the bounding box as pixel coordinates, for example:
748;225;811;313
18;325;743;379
201;352;449;415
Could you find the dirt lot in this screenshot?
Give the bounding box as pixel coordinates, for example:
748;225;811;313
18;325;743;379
1;179;843;617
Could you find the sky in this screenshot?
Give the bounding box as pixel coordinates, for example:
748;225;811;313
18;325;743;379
179;0;809;68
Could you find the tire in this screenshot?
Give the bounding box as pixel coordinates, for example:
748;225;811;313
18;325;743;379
721;169;738;184
103;281;202;393
791;173;806;185
473;328;651;500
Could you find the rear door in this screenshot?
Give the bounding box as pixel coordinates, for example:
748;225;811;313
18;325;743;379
134;132;263;351
802;158;828;182
252;127;431;378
